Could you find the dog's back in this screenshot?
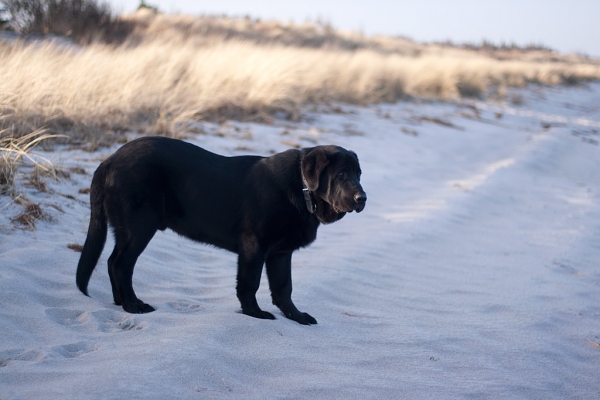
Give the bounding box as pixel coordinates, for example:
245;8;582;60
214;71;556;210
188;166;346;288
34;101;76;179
101;137;265;250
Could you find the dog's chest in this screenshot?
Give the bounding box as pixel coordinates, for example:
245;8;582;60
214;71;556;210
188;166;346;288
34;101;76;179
267;216;319;253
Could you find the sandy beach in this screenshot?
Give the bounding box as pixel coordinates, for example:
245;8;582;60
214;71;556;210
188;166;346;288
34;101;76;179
1;83;599;399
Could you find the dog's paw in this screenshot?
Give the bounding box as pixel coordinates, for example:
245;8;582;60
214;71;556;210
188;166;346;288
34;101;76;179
286;311;318;325
122;299;155;314
243;309;276;320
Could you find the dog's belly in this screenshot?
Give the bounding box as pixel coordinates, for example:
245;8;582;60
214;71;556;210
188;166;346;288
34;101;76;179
163;211;240;253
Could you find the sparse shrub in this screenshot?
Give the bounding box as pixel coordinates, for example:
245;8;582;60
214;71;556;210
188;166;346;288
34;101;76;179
0;4;10;29
137;0;157;13
2;0;133;43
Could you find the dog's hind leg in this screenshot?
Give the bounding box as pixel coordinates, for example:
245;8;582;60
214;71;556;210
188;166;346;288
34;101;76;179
107;247;121;305
109;204;160;314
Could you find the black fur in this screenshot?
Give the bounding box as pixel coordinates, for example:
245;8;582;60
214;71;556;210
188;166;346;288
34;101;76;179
76;136;366;325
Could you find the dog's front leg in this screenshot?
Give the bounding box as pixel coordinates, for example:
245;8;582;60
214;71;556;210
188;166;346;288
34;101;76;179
236;237;275;320
266;252;317;325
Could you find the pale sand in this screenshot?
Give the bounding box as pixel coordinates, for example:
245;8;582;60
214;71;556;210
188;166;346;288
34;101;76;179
1;84;599;399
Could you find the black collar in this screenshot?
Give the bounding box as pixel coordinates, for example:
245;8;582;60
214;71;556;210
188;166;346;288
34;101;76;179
301;172;316;214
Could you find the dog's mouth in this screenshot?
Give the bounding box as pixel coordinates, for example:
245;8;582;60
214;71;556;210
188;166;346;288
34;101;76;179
333;206;346;214
353;201;366;213
345;204;365;214
334;193;367;214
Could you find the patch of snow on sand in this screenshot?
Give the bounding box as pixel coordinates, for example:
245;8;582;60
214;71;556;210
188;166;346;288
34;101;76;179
1;83;600;399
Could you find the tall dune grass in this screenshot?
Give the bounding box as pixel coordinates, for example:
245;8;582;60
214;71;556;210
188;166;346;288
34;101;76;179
1;12;600;143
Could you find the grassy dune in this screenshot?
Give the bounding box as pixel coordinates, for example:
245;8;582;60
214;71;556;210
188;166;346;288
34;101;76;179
1;10;600;143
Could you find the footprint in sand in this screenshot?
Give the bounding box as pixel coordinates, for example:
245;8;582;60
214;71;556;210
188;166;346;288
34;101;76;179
0;349;47;367
167;300;203;313
51;342;101;359
91;309;147;333
45;308;90;326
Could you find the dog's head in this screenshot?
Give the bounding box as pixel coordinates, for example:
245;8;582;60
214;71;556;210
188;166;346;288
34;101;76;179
301;145;367;224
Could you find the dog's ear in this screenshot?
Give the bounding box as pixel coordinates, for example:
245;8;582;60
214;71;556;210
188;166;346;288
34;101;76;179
301;148;329;191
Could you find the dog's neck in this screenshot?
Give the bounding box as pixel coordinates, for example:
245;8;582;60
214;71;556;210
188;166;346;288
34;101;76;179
298;155;345;225
300;170;317;214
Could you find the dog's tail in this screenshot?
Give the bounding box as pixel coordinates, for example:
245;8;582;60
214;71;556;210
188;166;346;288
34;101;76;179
76;167;108;296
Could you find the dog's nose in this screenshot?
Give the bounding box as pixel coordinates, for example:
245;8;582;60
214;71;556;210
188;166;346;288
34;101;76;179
354;192;367;204
354;192;367;213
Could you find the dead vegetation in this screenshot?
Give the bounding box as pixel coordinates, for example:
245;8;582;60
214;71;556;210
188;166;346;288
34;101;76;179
0;9;599;144
586;338;600;349
10;195;51;230
0;130;63;193
418;116;464;130
0;153;17;195
67;243;84;252
0;130;67;228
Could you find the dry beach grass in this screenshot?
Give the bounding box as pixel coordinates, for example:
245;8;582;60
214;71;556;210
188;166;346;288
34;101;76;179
1;10;600;144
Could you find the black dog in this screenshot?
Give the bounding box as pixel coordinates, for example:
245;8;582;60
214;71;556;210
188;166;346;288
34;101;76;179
76;137;366;325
